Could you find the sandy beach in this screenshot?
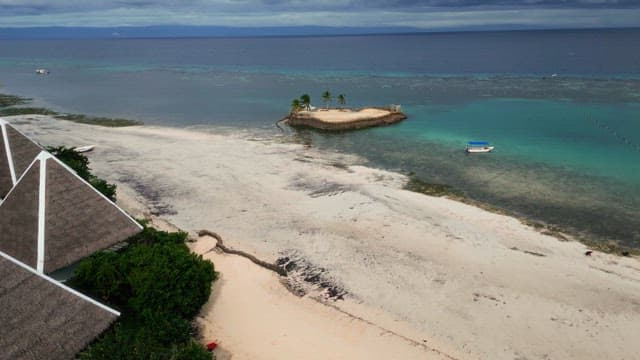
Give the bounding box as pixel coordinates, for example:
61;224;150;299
297;108;393;123
286;107;406;130
11;114;640;360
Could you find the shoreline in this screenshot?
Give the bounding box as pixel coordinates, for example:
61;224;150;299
403;176;639;255
9;114;640;359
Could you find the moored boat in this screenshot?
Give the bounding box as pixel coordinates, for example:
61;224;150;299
75;145;96;153
466;141;494;153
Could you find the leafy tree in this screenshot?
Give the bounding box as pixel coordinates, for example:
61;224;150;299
337;94;346;108
299;94;311;111
47;146;91;178
290;98;302;114
321;90;332;109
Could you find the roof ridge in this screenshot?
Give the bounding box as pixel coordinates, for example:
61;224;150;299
0;149;41;206
0;119;45;150
1;120;17;185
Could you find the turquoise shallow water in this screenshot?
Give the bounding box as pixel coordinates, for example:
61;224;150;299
1;31;640;246
296;98;640;246
403;99;640;185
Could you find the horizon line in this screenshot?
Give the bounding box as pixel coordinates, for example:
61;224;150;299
1;25;639;41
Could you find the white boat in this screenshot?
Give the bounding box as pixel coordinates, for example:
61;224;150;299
35;69;50;75
466;141;494;153
75;145;95;153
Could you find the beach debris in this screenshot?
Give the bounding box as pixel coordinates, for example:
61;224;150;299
206;342;218;351
277;250;347;301
508;246;546;257
196;230;346;300
585;250;593;256
197;229;287;276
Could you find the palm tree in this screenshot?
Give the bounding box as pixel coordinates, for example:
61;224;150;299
300;94;311;111
290;99;302;114
337;94;346;108
322;90;332;109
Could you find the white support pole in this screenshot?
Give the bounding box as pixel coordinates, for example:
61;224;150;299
0;120;17;184
36;152;49;274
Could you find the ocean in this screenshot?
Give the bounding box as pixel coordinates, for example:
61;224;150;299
1;29;639;247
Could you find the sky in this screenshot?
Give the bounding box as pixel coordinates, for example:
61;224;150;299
1;0;639;31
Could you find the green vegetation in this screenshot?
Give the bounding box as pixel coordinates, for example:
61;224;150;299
404;177;458;197
56;113;143;127
0;107;58;116
337;94;346;108
290;91;348;113
0;91;141;127
290;98;302;114
0;93;31;107
300;94;311;111
47;146;117;201
290;94;311;113
70;225;217;359
321;90;332;109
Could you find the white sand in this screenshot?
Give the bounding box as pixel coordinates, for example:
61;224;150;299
11;115;640;360
296;108;392;123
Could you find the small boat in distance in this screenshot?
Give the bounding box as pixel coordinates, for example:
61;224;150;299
75;145;96;153
466;141;494;153
35;68;50;75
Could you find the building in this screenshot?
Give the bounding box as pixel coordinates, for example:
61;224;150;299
0;118;142;359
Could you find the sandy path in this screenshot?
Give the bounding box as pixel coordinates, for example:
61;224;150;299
11;115;640;360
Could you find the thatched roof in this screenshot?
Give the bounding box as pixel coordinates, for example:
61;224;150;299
0;118;43;198
0;251;118;360
0;158;39;269
0;151;142;273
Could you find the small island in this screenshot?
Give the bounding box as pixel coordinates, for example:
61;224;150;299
283;91;407;131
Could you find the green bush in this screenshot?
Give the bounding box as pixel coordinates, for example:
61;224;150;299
71;226;217;359
173;341;214;360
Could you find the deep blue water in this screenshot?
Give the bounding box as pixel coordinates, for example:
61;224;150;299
1;29;639;246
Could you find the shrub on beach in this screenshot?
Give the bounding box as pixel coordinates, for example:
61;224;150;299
71;225;218;359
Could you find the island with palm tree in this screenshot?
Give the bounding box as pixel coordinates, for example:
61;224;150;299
284;91;407;130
